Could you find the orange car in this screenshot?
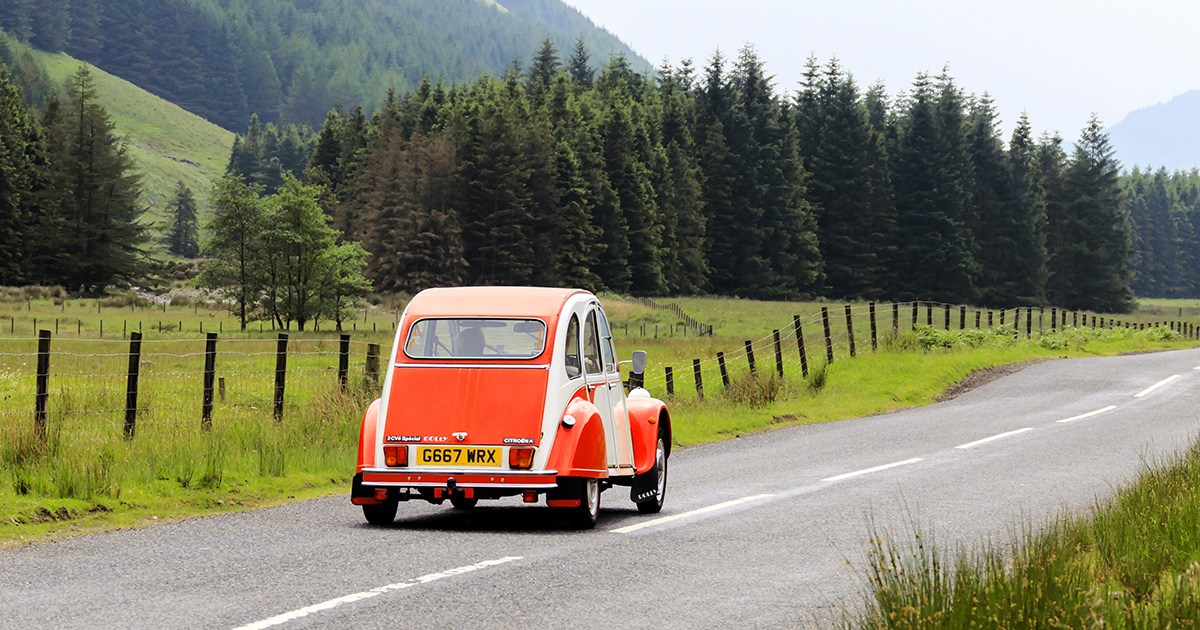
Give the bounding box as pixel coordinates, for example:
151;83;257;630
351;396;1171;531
351;287;671;529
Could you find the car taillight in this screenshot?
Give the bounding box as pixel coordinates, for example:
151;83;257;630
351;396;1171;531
384;445;407;467
509;447;534;470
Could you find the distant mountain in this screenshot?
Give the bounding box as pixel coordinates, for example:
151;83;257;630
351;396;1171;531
1108;90;1200;173
0;0;649;130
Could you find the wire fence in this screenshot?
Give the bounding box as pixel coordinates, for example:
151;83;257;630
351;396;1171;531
0;301;1194;443
631;300;1198;399
0;334;391;444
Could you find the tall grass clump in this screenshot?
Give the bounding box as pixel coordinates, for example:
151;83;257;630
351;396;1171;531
846;439;1200;629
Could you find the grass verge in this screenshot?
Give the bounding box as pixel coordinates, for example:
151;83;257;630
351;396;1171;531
844;439;1200;629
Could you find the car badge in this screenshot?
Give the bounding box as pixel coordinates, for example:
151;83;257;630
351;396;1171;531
453;432;468;442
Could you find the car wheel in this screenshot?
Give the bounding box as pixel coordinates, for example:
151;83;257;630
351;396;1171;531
636;433;668;514
566;477;600;529
450;496;479;510
362;500;398;525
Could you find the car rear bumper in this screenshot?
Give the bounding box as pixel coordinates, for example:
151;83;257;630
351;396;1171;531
359;467;559;490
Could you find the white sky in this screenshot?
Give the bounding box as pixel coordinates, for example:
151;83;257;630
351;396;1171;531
559;0;1199;140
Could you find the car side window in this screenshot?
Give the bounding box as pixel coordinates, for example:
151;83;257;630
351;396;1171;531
583;311;602;376
597;309;616;373
564;315;581;379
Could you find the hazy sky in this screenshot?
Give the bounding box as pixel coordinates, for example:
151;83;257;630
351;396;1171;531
559;0;1198;140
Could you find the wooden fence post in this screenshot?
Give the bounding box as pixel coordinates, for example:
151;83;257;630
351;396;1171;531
124;332;142;439
959;306;966;330
892;302;899;334
793;315;809;378
943;304;950;330
745;340;757;375
988;311;993;328
339;334;351;392
34;330;51;445
927;303;933;327
975;311;980;328
822;307;834;363
1051;307;1057;331
366;343;381;387
1014;308;1021;337
665;366;675;397
274;333;288;422
999;309;1005;328
773;330;784;377
693;359;703;400
844;305;856;358
869;302;878;351
1026;308;1033;338
911;301;918;329
202;332;217;431
717;352;730;391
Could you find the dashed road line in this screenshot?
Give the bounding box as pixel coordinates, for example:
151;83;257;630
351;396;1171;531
821;457;924;483
955;428;1034;450
1133;374;1181;398
1056;405;1118;424
230;557;522;630
611;494;774;534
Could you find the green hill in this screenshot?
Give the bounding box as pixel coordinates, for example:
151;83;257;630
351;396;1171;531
34;50;234;239
0;0;649;130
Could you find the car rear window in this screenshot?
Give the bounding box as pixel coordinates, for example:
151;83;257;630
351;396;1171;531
403;318;547;360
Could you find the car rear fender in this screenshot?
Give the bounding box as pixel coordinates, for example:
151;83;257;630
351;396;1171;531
545;397;607;478
357;398;382;472
627;394;670;474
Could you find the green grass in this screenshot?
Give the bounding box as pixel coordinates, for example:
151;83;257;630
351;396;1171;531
845;440;1200;629
32;50;235;242
0;292;1196;547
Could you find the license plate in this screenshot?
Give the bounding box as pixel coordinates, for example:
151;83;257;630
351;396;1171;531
416;446;501;467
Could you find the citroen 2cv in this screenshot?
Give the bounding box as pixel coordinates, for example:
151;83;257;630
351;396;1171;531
351;287;671;529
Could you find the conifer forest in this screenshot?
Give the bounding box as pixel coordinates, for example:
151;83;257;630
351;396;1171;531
0;3;1194;314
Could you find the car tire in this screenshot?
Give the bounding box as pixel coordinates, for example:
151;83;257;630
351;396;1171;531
450;496;479;510
566;477;600;529
635;433;668;514
362;500;398;525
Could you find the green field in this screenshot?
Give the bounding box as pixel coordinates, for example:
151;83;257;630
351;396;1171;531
1;292;1196;549
32;51;235;244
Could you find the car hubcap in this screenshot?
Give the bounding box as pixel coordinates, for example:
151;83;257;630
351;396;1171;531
655;438;666;500
585;478;598;516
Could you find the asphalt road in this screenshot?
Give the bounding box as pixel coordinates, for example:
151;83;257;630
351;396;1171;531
4;348;1200;629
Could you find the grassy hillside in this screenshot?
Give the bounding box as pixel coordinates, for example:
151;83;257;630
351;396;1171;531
33;50;234;243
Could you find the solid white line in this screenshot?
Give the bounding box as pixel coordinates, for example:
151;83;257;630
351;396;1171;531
610;494;774;534
1193;365;1200;371
1056;405;1118;424
1133;374;1181;398
230;557;522;630
955;428;1034;450
821;457;924;483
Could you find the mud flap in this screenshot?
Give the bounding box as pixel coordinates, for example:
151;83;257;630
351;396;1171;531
630;466;659;503
350;472;383;505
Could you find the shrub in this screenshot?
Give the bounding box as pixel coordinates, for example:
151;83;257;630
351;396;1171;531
727;373;782;408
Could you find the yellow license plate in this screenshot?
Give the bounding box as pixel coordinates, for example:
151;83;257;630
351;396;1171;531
417;446;502;467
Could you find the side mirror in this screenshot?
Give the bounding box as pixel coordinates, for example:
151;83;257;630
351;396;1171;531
630;350;647;375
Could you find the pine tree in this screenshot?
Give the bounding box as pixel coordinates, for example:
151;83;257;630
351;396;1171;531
166;181;200;258
1047;116;1133;312
800;58;877;298
43;65;145;291
891;72;974;303
567;37;594;88
0;66;40;285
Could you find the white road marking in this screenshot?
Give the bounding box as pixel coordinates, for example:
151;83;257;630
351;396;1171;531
1193;365;1200;371
821;457;924;482
1056;405;1118;424
955;428;1034;450
230;556;522;630
611;494;774;534
1133;374;1181;398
